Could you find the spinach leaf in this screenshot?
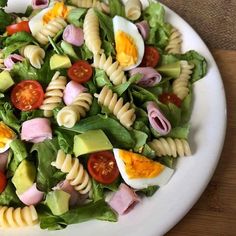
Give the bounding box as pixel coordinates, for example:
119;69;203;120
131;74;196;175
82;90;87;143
76;44;93;60
93;68;112;88
66;8;86;27
92;179;104;202
20;110;44;122
130;129;148;153
141;144;156;159
55;129;74;154
108;0;125;17
0;8;13;34
158;156;177;169
137;185;159;197
0;0;7;7
167;124;190;139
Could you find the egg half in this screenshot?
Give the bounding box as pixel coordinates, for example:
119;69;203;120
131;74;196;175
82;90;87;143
0;122;16;154
113;148;174;189
113;16;144;71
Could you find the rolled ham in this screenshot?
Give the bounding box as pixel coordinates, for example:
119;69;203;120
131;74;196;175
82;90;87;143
63;25;84;47
0;151;9;172
129;67;162;87
21;118;52;143
32;0;49;9
18;183;44;206
147;101;171;135
4;54;24;70
135;20;150;40
108;183;140;215
63;81;87;105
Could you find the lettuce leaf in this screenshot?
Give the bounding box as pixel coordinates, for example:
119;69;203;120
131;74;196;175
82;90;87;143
0;0;7;7
0;8;13;34
108;0;125;17
66;8;86;27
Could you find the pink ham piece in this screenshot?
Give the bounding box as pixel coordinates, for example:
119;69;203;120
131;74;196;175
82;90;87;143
63;25;84;47
18;183;44;206
32;0;49;9
129;67;162;87
21;118;52;143
63;81;87;105
147;101;171;135
108;183;140;215
135;20;150;40
0;151;9;172
4;54;24;70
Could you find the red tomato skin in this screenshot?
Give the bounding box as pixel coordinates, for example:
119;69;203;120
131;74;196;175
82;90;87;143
159;93;182;107
6;21;31;35
140;46;160;68
0;171;7;193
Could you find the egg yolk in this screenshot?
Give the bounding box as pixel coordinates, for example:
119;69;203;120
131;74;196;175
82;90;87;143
43;2;69;24
0;122;15;148
119;149;164;179
115;31;138;68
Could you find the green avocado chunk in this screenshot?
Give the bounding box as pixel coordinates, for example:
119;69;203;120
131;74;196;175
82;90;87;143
73;129;113;157
50;54;72;70
12;160;36;194
46;190;70;216
157;61;181;78
0;71;15;92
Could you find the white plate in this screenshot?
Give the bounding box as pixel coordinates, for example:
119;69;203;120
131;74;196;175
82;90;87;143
2;1;226;236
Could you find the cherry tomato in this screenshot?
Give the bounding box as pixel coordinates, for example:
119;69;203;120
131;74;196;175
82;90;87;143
67;60;93;83
140;46;160;68
159;93;182;107
11;80;44;111
0;171;7;193
88;151;119;184
6;21;31;36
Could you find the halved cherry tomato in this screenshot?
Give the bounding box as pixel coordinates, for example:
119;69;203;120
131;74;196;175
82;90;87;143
0;171;7;193
11;80;44;111
67;60;93;83
6;21;31;36
88;151;119;184
159;93;182;107
140;46;160;68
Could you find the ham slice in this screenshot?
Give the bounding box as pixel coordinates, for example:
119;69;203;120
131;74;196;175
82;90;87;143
108;183;140;215
21;118;52;143
18;183;44;205
4;54;24;70
63;25;84;47
32;0;49;9
147;101;171;135
0;151;9;172
135;20;150;40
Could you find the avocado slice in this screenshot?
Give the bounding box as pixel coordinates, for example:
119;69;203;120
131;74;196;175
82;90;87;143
0;71;15;92
157;61;181;78
12;160;36;194
73;129;113;157
50;54;72;70
46;190;70;216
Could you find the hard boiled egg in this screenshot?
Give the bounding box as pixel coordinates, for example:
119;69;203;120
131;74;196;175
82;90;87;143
113;16;144;71
113;148;174;189
0;122;16;153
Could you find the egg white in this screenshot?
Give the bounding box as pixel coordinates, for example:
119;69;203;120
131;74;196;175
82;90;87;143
0;139;13;154
113;16;144;71
113;148;174;189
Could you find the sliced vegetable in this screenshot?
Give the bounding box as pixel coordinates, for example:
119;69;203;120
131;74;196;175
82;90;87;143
0;171;7;193
140;46;160;68
6;21;31;36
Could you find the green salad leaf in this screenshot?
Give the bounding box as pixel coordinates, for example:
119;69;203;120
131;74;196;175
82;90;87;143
66;8;86;27
108;0;125;17
0;8;13;34
0;0;7;7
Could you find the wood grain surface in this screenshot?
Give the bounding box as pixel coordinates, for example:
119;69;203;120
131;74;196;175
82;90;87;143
166;50;236;236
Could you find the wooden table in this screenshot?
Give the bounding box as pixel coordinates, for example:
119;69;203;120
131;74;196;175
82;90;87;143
166;50;236;235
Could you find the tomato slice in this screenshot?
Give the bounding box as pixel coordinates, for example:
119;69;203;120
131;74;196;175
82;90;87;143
67;60;93;83
11;80;44;111
159;93;182;107
140;46;160;68
0;171;7;193
88;151;119;184
6;21;31;36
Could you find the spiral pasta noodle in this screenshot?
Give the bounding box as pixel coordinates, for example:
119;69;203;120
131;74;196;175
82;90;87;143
148;137;191;158
83;8;102;55
172;60;194;100
51;150;92;195
0;50;5;69
57;92;93;128
71;0;110;13
35;17;67;45
0;205;38;228
40;71;67;117
20;45;45;69
15;16;29;23
125;0;142;21
95;86;136;129
165;28;182;54
93;53;127;85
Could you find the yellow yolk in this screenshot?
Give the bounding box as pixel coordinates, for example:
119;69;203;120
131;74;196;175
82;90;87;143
43;2;69;24
115;31;138;68
0;122;15;148
118;149;164;179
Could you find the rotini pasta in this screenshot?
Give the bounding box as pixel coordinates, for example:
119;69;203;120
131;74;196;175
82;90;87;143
0;50;5;69
148;137;191;158
71;0;110;13
35;17;67;45
95;86;136;129
0;205;38;228
57;92;93;128
93;53;127;85
20;45;45;69
165;27;182;54
172;60;194;100
83;8;102;55
125;0;142;21
40;71;67;117
51;150;92;195
15;16;29;23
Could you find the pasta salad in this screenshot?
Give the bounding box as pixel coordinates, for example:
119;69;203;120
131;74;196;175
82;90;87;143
0;0;207;230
